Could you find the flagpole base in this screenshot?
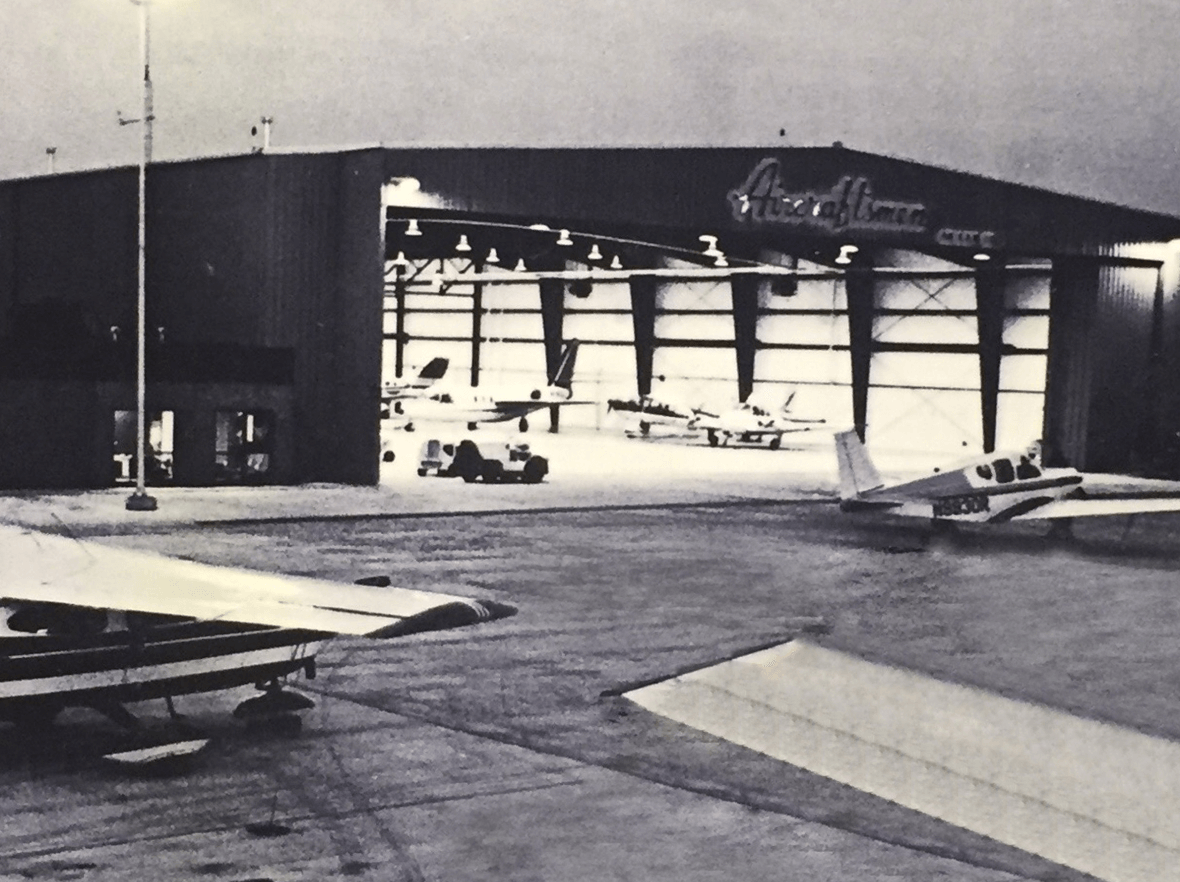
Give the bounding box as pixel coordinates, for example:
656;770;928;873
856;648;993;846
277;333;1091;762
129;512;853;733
125;492;158;512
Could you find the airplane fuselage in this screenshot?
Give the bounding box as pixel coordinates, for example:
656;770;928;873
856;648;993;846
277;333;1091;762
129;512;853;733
0;611;324;723
854;460;1085;523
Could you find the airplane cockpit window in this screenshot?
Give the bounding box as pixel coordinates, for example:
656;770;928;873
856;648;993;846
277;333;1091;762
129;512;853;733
993;458;1016;484
976;464;993;480
1015;456;1041;480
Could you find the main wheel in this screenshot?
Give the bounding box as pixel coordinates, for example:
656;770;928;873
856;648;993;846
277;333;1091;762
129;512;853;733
522;456;548;484
707;430;719;447
768;436;781;450
481;460;504;483
519;417;529;432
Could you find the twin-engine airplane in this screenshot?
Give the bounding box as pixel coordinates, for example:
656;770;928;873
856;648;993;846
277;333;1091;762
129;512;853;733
690;393;826;449
835;430;1180;524
413;340;586;432
0;525;515;741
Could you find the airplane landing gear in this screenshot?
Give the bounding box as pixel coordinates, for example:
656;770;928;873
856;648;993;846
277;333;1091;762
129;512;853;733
519;417;529;432
234;680;314;736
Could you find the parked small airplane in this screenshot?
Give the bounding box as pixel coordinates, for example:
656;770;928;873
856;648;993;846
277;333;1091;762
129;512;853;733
606;394;699;438
408;340;586;432
0;525;515;746
835;429;1180;523
689;393;825;449
380;357;449;420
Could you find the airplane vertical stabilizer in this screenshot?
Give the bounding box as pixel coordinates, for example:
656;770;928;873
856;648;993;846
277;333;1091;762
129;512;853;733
835;430;884;499
550;340;580;390
417;357;448;382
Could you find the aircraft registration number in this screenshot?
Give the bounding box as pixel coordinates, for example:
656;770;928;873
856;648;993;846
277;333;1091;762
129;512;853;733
932;493;990;517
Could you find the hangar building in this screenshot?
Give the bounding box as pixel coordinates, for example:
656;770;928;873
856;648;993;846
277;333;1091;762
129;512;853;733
1;146;1178;488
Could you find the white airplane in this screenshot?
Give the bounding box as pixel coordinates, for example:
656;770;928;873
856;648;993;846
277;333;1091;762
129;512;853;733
0;525;515;748
410;340;586;432
380;357;449;420
689;392;826;449
835;429;1180;524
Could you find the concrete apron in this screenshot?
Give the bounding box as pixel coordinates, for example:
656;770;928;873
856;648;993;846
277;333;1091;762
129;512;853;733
626;639;1178;882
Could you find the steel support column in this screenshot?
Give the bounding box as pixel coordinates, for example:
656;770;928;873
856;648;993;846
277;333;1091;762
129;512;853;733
975;264;1007;453
393;264;407;378
845;268;876;442
470;260;484;387
731;275;759;402
539;273;565;432
629;275;657;396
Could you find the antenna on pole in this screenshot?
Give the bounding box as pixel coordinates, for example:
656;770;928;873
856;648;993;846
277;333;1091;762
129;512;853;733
45;147;56;174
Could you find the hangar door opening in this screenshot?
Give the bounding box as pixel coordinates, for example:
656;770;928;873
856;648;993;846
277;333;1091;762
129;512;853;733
864;253;1050;460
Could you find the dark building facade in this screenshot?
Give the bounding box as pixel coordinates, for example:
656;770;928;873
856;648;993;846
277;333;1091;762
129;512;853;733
1;145;1178;487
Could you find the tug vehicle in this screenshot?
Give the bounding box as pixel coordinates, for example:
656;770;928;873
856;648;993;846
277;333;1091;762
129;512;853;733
418;439;549;484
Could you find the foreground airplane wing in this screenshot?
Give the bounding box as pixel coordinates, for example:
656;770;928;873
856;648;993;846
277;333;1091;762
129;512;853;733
1008;494;1180;520
2;525;514;637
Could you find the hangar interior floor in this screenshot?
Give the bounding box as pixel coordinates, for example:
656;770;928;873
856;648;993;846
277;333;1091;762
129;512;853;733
1;425;1177;881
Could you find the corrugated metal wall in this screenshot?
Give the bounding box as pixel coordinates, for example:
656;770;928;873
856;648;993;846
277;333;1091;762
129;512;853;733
0;151;385;487
1044;259;1161;471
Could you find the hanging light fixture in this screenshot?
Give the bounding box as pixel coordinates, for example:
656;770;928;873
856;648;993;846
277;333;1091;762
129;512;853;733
835;244;859;265
699;234;723;258
609;255;623;270
714;254;729;268
486;247;500;264
456;234;472;253
514;258;527;272
390;250;409;268
556;229;573;246
587;243;603;261
405;219;422;236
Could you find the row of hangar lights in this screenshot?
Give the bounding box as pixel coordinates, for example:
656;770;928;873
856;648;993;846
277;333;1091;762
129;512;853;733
389;219;998;287
387;221;876;301
392;219;744;272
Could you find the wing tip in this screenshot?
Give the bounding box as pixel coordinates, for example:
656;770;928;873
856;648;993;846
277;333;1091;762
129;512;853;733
365;599;517;638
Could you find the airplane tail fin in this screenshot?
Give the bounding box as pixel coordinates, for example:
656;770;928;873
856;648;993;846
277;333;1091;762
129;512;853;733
834;429;883;500
417;357;448;382
550;340;580;390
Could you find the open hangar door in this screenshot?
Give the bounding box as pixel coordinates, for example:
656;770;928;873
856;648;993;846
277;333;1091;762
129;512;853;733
561;279;636;431
649;262;739;418
846;250;1051;461
752;256;853;438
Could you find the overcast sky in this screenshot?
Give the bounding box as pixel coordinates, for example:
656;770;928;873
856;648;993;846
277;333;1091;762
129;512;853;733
4;0;1180;214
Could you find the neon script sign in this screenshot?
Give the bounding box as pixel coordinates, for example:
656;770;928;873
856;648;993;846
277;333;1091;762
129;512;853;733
728;158;929;234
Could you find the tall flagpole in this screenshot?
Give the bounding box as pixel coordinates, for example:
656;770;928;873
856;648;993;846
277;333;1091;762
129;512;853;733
126;0;157;511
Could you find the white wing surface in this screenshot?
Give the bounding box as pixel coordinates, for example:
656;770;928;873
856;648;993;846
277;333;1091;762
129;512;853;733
1009;495;1180;520
1;525;514;637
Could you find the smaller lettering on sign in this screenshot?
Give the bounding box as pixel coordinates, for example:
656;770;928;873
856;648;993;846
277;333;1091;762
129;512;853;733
932;494;991;518
934;228;1001;250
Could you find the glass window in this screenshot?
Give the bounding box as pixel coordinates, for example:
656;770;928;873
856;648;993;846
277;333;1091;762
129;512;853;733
993;458;1015;484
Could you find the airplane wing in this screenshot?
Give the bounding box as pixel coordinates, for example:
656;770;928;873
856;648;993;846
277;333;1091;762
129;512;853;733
1;525;514;638
1008;494;1180;520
